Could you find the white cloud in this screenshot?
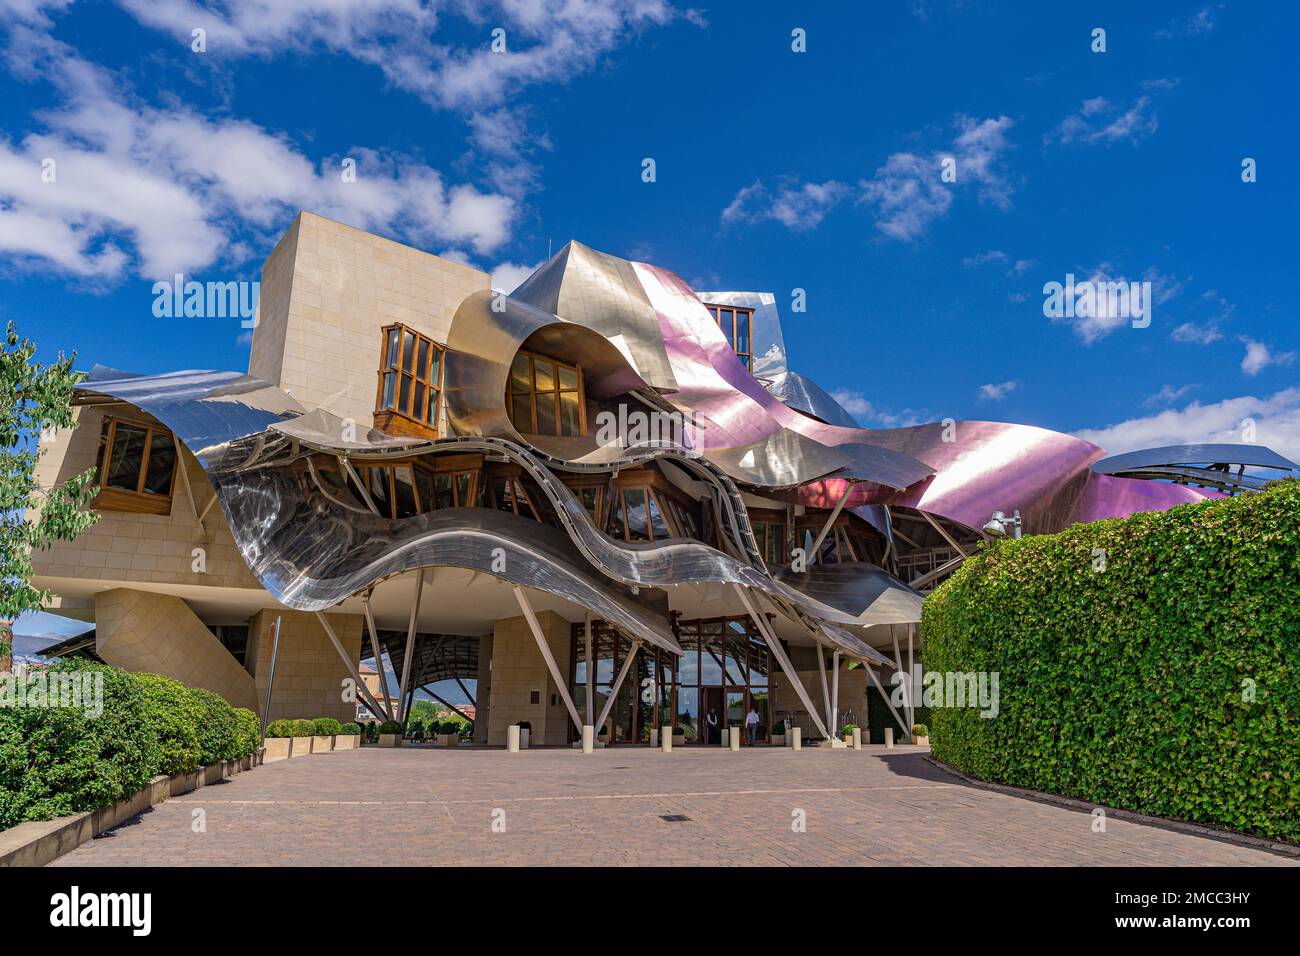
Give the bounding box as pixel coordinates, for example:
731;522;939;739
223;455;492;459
0;28;516;279
1144;383;1197;407
1076;387;1300;465
720;178;849;232
829;389;928;428
1240;337;1295;376
1048;92;1163;147
962;249;1007;268
490;259;541;293
1156;6;1216;39
977;380;1017;401
859;115;1014;241
111;0;692;113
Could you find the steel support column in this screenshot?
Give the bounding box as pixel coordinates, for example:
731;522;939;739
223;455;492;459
733;585;829;740
362;592;395;722
396;569;425;724
314;610;390;725
513;586;584;732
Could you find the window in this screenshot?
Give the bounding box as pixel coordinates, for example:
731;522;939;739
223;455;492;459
376;324;444;435
704;304;753;370
605;469;701;542
507;351;585;437
94;416;177;514
343;456;480;520
752;520;787;565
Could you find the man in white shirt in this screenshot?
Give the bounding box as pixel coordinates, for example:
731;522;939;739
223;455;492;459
745;706;760;744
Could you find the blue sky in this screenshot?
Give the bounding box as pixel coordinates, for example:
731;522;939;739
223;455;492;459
3;1;1297;454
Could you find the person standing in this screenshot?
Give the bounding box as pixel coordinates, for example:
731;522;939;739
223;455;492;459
705;707;718;744
745;705;760;744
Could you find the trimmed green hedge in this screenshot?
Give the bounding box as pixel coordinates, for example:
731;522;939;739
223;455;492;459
311;717;342;736
924;480;1300;843
135;673;202;776
0;664;262;830
0;660;159;830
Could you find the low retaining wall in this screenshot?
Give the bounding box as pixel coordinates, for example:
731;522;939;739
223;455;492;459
0;752;261;868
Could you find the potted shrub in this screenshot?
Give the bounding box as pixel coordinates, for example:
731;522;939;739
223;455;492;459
311;716;342;752
911;723;929;746
412;725;426;743
264;719;296;761
378;720;403;748
289;719;315;757
672;725;687;746
335;722;362;749
770;720;786;747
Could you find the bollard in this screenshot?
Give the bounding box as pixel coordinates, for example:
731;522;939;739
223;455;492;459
520;728;530;749
507;725;520;752
852;727;862;750
661;725;672;753
720;727;729;747
791;727;801;751
582;724;594;754
729;727;741;752
885;727;894;749
649;727;659;748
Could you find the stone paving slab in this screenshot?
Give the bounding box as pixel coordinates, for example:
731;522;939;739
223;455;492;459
50;746;1296;867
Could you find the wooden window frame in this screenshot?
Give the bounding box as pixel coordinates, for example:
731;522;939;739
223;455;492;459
507;350;587;438
704;304;754;371
375;324;445;437
94;415;176;515
346;454;481;520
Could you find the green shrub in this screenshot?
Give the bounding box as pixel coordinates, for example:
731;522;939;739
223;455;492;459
341;722;361;736
378;720;402;735
841;723;859;736
186;687;239;764
232;708;261;757
911;724;928;738
924;481;1300;844
0;660;159;829
311;717;342;736
291;719;314;737
265;719;296;738
133;673;202;776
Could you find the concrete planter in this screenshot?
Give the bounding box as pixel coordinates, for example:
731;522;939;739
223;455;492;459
770;734;785;746
263;738;292;762
289;736;313;757
437;733;459;747
379;733;402;748
311;735;334;753
201;762;224;785
672;734;686;747
334;734;361;750
915;736;930;747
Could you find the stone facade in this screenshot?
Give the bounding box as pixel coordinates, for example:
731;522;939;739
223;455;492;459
248;210;489;429
485;612;574;747
94;588;258;710
246;609;364;724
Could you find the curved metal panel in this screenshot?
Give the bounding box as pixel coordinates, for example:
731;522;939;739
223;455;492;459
764;369;860;429
511;241;679;391
1093;443;1300;474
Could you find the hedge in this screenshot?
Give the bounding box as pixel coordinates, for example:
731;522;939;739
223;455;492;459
0;660;159;830
923;480;1300;843
311;717;342;736
135;673;202;776
0;663;262;830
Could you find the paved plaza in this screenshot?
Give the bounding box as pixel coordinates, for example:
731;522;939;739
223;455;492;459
52;746;1295;867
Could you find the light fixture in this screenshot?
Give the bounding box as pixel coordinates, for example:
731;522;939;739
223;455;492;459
982;510;1022;539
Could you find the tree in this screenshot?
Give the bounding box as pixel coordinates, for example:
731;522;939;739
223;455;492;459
1;322;99;668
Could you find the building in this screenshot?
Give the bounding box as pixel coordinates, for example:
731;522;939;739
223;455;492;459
30;212;1298;746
